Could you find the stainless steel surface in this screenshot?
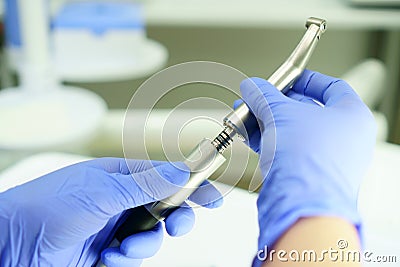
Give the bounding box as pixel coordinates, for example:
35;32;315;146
148;139;226;220
269;17;326;92
223;17;326;140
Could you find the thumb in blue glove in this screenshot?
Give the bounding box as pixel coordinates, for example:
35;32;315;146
0;158;222;266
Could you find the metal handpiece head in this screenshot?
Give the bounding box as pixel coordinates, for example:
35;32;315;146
222;17;327;141
268;17;327;92
306;17;327;37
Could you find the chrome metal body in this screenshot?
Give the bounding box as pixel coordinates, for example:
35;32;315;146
147;139;226;220
224;17;326;140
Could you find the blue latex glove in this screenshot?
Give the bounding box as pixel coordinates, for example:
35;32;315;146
237;70;376;265
0;158;222;266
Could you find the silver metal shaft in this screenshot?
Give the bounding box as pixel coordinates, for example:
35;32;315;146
223;17;327;141
147;139;226;220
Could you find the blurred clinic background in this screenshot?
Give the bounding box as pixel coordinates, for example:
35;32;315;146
0;1;400;266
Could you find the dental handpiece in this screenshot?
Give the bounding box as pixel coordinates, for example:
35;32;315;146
95;17;326;267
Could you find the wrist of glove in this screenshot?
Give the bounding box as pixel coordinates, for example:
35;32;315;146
238;70;376;262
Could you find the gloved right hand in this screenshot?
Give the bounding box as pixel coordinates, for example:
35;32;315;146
238;70;376;265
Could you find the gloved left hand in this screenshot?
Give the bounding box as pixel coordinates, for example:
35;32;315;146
0;157;223;267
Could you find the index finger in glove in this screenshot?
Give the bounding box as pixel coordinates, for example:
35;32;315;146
292;69;360;107
239;77;286;121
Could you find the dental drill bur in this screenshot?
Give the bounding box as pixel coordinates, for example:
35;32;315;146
95;17;326;267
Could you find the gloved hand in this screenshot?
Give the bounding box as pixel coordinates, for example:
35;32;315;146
0;158;222;267
238;70;376;264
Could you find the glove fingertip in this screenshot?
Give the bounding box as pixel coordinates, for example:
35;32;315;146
101;247;143;267
165;208;195;237
166;218;194;237
240;77;270;94
233;99;243;109
240;77;284;104
172;161;190;173
208;197;224;208
188;185;224;209
101;247;118;262
120;223;164;258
